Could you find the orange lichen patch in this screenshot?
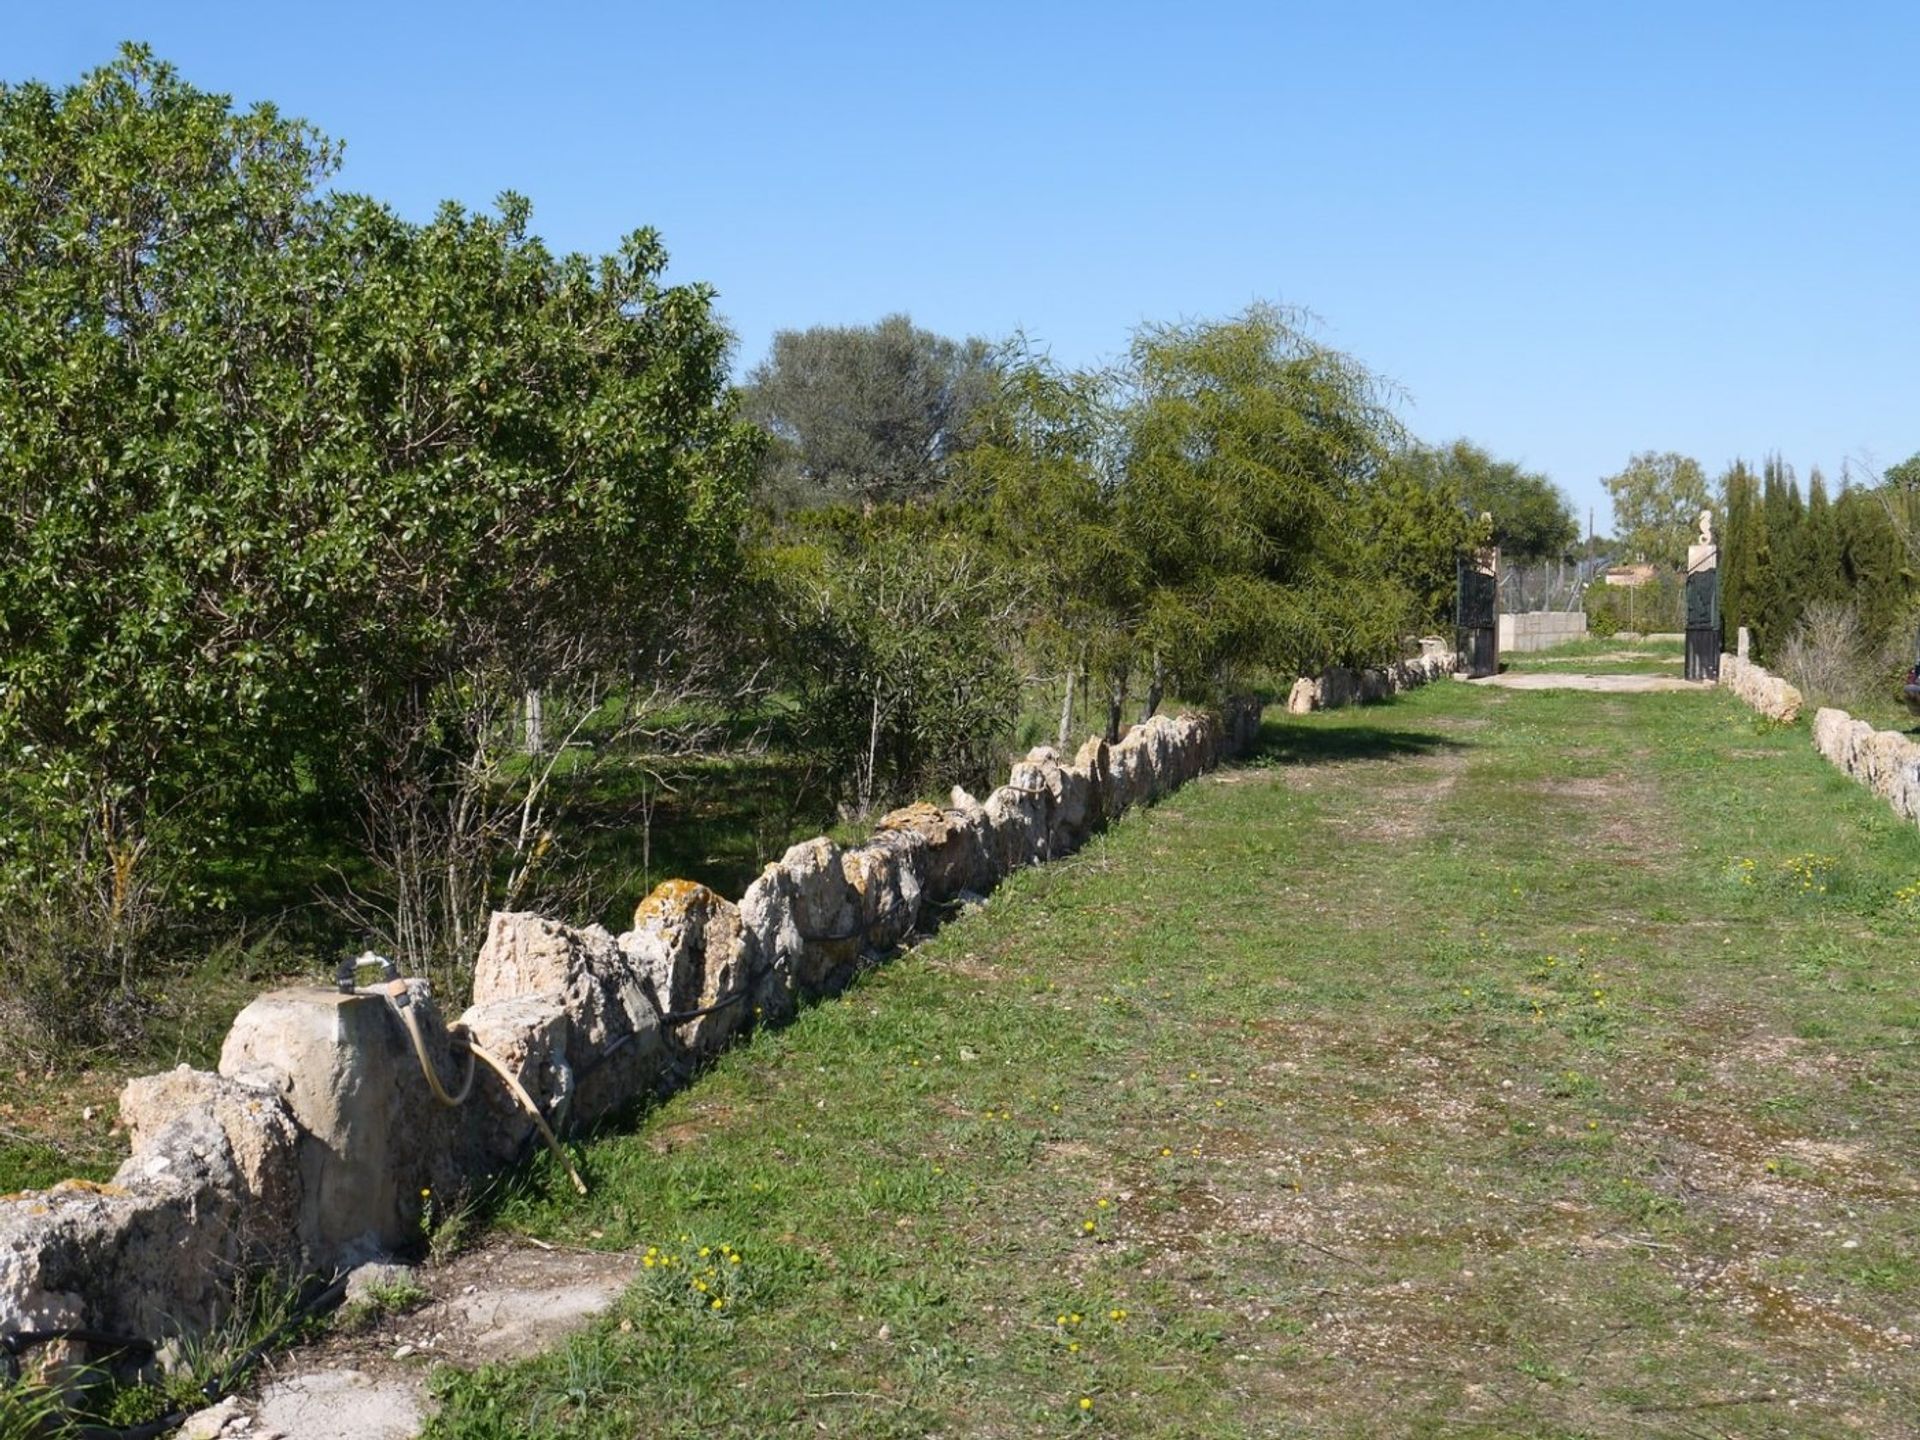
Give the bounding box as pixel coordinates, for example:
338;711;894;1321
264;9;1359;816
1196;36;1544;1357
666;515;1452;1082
633;878;713;929
50;1178;127;1198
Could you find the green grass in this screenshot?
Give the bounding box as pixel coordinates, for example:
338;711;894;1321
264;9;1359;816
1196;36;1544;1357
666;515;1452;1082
416;647;1920;1437
1505;634;1687;674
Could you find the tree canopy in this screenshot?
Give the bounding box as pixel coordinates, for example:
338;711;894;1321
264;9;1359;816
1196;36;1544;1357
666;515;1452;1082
741;314;996;510
1603;451;1710;567
0;45;758;966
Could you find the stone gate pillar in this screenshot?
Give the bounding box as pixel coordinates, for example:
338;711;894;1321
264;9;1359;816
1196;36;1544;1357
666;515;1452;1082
1456;542;1499;679
1685;510;1720;682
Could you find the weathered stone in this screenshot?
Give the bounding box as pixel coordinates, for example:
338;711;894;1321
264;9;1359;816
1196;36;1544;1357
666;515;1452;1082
624;880;752;1057
875;801;988;904
1285;677;1318;714
738;839;862;1003
118;1066;301;1254
453;995;574;1165
218;989;460;1267
841;833;924;952
984;782;1047;874
470;912;666;1123
1718;652;1803;722
344;1260;420;1307
1069;734;1113;834
1;1110;247;1348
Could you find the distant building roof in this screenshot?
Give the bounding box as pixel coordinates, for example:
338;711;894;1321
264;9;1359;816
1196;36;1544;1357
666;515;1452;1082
1603;563;1658;587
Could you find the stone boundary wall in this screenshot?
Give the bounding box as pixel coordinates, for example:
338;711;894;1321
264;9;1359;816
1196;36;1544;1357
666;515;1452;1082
1812;707;1920;825
2;701;1265;1358
1718;652;1804;723
1497;611;1588;654
1284;647;1457;715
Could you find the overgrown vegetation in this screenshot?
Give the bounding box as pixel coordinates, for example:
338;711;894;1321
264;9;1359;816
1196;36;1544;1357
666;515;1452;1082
0;48;1516;1065
411;651;1920;1437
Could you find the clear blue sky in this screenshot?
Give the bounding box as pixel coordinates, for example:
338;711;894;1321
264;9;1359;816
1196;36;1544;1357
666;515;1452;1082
8;1;1917;529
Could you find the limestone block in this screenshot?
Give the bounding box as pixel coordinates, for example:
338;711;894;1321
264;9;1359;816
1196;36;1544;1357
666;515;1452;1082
118;1067;301;1253
1285;677;1318;714
842;833;924;953
1070;734;1112;832
626;880;752;1058
454;995;573;1164
1024;745;1094;854
470;912;665;1126
1812;707;1850;763
2;1109;247;1347
739;839;862;1002
983;784;1044;874
875;801;989;904
219;989;459;1267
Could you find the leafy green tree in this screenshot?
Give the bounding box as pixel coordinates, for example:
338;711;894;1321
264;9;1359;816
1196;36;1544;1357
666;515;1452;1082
0;47;759;1009
741;315;996;510
1390;440;1575;564
1114;304;1407;721
1603;451;1710;567
1362;451;1486;633
1718;460;1760;643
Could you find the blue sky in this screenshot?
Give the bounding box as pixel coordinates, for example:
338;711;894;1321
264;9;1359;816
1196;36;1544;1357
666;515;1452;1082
7;2;1917;528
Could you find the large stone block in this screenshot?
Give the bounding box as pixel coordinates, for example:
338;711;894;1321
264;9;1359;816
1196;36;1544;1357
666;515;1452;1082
453;995;573;1165
2;1108;248;1349
218;989;460;1267
842;833;924;953
875;800;992;904
624;880;752;1058
118;1066;301;1257
471;912;667;1122
739;838;863;1004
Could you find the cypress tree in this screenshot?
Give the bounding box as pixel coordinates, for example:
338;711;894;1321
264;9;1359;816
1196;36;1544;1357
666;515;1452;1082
1718;460;1757;642
1803;467;1842;605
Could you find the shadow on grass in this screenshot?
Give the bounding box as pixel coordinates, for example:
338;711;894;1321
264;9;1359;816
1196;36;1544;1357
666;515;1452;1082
1248;721;1473;768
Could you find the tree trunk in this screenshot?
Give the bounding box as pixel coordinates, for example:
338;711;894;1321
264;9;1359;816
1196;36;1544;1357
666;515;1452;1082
1140;653;1164;725
1055;670;1075;751
1105;674;1126;744
524;689;544;757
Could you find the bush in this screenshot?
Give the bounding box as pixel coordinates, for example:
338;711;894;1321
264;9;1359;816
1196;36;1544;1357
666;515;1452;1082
1777;601;1874;711
1583;572;1682;636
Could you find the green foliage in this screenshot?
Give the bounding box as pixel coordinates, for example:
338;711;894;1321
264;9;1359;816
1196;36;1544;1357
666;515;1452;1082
741;314;996;510
963;306;1415;737
1603;450;1709;567
1582;572;1682;635
0;46;758;1021
768;510;1022;814
1387;439;1574;564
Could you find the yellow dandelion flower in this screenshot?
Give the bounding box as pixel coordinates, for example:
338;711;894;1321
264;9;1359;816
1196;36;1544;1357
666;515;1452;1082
1079;1397;1093;1411
1082;1220;1096;1233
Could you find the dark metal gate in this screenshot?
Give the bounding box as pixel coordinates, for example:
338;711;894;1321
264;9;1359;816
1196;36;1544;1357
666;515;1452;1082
1685;564;1720;681
1456;549;1498;679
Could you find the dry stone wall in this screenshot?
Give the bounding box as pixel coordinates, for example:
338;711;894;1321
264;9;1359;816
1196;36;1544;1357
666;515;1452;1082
1284;647;1456;715
1719;652;1803;723
2;703;1264;1361
1812;707;1920;824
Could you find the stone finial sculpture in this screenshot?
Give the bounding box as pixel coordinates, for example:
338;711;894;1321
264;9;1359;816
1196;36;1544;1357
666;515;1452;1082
1697;508;1713;546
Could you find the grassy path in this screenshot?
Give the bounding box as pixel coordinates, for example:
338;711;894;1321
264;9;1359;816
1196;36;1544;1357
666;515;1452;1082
429;674;1920;1438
